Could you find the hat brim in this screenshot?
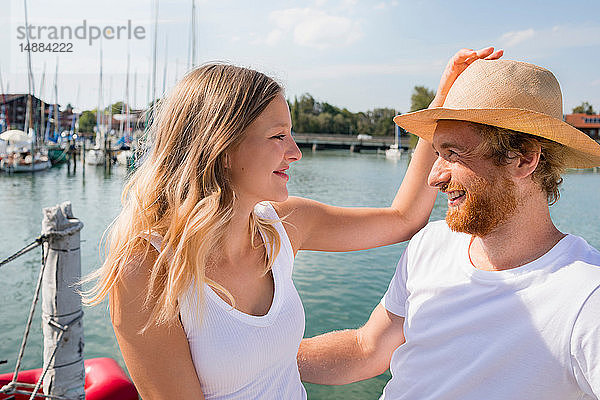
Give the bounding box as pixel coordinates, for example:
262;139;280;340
394;107;600;168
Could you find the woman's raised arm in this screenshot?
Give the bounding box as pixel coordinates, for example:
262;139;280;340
277;47;503;254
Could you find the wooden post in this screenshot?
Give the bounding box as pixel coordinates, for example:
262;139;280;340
41;202;85;399
72;139;77;173
81;140;86;173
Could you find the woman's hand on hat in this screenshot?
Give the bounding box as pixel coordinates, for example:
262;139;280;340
430;46;504;108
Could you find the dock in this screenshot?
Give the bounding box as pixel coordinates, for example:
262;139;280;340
292;133;410;152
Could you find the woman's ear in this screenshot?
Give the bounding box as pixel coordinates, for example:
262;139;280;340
224;153;230;168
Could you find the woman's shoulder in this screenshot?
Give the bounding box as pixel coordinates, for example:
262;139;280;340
119;238;160;281
109;239;160;328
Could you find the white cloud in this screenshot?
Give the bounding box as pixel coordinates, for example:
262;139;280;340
592;79;600;87
340;0;358;7
267;8;363;50
266;29;283;46
374;1;399;10
498;24;600;53
499;28;535;47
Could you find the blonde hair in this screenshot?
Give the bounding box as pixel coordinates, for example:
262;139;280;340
84;64;282;330
469;122;567;205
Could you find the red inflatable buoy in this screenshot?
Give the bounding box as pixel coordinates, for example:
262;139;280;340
0;357;138;400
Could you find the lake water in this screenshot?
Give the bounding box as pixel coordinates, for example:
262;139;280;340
1;150;599;399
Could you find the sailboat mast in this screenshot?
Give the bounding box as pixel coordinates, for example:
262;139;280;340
162;36;168;96
133;69;137;112
108;77;113;133
54;59;59;141
72;85;80;136
151;0;159;107
191;0;196;68
39;62;46;142
23;0;36;145
125;53;130;136
97;47;103;148
0;66;8;131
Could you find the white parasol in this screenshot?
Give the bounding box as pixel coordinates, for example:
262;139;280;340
0;129;32;144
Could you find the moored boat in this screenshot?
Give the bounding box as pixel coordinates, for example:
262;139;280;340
0;152;51;173
0;357;138;400
385;125;404;160
47;144;69;165
86;148;105;165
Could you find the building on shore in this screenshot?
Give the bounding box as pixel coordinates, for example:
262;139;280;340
565;113;600;139
0;94;54;132
0;93;76;138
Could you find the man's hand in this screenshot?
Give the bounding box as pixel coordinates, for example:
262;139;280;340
430;47;504;108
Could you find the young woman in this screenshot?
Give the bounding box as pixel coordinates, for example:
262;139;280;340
85;47;502;399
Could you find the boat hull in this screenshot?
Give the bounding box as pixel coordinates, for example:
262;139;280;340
47;146;68;165
85;149;105;165
0;357;138;400
385;148;403;159
0;159;52;173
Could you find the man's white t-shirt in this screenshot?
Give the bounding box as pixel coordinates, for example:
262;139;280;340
381;220;600;400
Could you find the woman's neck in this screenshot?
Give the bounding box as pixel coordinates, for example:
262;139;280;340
219;199;260;263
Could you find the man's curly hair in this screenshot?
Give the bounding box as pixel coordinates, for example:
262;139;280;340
469;122;567;205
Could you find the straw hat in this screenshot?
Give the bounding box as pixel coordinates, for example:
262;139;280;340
393;59;600;168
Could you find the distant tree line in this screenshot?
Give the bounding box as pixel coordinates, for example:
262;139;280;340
75;93;598;137
288;94;397;136
572;102;595;115
77;86;441;136
288;86;436;136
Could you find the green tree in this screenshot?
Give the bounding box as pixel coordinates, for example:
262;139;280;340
289;97;300;132
108;101;125;114
371;108;397;136
287;92;398;136
410;86;435;112
572;102;595;115
78;110;96;133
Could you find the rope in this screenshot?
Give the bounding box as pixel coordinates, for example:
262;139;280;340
1;386;67;399
1;221;85;399
1;222;83;269
10;241;49;384
0;383;69;400
0;236;45;269
42;221;84;239
28;311;84;400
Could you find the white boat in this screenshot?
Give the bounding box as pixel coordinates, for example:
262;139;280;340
86;148;105;165
385;125;404;160
116;149;133;167
385;144;403;159
1;152;51;173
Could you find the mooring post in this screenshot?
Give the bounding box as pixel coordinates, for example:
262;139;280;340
41;202;85;399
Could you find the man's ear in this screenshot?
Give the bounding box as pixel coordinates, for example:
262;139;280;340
509;143;541;179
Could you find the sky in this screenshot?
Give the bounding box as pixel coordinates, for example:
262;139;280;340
1;0;599;115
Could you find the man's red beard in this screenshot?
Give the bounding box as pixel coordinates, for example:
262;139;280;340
445;174;518;237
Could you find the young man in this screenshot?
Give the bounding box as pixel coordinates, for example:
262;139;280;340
298;59;600;399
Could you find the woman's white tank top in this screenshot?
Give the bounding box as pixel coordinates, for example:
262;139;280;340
146;202;306;399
